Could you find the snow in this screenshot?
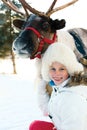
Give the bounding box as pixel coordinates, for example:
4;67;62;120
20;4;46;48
0;73;50;130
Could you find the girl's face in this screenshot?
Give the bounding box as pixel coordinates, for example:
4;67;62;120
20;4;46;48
49;62;69;85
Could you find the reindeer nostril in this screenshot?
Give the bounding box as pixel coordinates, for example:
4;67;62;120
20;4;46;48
13;47;16;51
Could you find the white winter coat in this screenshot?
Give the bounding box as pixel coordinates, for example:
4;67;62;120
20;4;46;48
38;79;87;130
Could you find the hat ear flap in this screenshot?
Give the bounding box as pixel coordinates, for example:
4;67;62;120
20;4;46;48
52;19;66;30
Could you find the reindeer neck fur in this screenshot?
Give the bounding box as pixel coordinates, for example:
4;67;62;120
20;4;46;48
57;30;75;50
57;30;86;61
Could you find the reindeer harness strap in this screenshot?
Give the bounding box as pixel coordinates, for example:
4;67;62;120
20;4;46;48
69;30;87;66
25;27;57;59
69;31;86;56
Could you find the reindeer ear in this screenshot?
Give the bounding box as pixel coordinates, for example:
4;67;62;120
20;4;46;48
52;19;66;30
13;19;25;30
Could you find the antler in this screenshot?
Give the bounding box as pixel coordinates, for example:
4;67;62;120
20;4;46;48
1;0;25;16
46;0;57;15
1;0;46;17
46;0;79;17
18;0;46;16
1;0;79;18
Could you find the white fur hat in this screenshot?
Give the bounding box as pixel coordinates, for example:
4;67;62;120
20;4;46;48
41;43;84;81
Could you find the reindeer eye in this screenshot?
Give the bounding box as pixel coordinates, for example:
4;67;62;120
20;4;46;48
42;22;50;31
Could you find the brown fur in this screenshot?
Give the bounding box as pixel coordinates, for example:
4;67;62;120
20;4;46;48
46;84;53;96
68;72;87;86
80;56;87;67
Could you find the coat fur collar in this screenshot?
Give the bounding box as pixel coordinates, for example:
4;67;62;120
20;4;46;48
68;72;87;87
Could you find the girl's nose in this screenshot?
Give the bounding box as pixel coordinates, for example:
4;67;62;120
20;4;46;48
55;70;60;75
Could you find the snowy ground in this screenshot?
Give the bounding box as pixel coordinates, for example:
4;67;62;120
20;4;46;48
0;73;50;130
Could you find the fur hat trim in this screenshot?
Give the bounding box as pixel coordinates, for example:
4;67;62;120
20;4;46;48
41;43;84;81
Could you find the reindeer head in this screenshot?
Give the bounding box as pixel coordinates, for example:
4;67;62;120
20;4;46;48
2;0;78;59
13;14;66;58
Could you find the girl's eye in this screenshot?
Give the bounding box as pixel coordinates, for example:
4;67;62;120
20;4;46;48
60;68;66;71
50;67;56;71
60;68;64;70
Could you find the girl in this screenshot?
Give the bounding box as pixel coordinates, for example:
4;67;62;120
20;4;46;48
29;43;87;130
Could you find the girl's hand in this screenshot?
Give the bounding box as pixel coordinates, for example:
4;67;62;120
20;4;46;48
53;126;57;130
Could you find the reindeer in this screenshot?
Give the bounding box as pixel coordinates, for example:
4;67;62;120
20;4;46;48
2;0;87;95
